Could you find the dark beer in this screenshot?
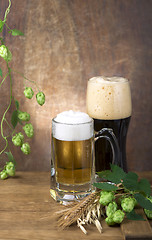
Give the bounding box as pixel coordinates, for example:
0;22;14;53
86;76;132;172
94;117;131;172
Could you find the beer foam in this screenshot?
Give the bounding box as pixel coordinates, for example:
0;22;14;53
52;110;93;141
86;76;132;120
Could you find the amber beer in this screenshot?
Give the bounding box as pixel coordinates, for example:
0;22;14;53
50;111;95;203
86;76;132;172
53;137;93;185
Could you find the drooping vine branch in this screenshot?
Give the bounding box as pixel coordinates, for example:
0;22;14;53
0;63;12;155
0;0;45;180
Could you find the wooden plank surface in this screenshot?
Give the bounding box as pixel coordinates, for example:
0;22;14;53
0;172;151;240
121;208;152;240
0;172;122;240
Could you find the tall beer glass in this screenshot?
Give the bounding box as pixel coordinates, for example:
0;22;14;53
50;111;95;204
86;76;132;172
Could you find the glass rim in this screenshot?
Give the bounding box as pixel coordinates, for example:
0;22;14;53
52;117;93;126
88;76;129;83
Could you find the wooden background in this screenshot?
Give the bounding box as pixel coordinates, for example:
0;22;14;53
0;0;152;172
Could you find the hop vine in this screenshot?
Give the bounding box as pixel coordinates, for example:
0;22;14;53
0;0;45;179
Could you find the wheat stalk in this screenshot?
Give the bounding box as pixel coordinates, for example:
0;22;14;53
56;191;103;234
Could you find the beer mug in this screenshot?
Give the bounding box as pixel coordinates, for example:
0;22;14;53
86;76;132;173
50;110;120;204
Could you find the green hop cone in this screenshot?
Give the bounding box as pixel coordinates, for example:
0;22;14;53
21;143;31;155
113;210;125;224
105;216;115;226
0;170;8;180
0;45;7;59
144;196;152;219
106;201;118;217
18;111;30;121
99;191;115;206
12;134;22;147
36;92;45;106
12;132;24;147
23;123;34;138
144;209;152;219
17;132;24;143
0;45;12;62
121;197;135;213
24;87;34;99
6;162;15;177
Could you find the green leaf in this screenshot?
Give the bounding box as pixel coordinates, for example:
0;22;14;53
0;37;4;45
0;68;2;77
126;209;146;221
15;99;19;110
97;170;111;179
93;182;118;191
97;164;127;184
134;193;152;211
9;29;24;36
110;164;127;183
122;171;139;191
0;19;4;32
5;151;16;165
0;19;3;27
138;178;151;196
11;110;18;128
18;119;23;125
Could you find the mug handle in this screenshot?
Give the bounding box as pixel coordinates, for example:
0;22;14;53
95;128;121;168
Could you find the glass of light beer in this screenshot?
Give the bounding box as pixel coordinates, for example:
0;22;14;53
50;110;121;203
50;110;95;203
86;76;132;173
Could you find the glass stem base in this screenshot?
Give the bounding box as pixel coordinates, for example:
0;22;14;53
50;173;95;205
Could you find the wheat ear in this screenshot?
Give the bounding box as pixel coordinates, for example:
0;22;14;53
56;191;100;229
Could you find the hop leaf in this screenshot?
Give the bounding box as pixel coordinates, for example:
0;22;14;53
134;193;152;211
9;29;24;36
126;209;145;221
11;110;18;128
138;178;151;196
0;68;2;77
122;172;139;191
15;99;20;110
5;151;16;165
94;182;118;191
0;19;4;32
97;164;127;184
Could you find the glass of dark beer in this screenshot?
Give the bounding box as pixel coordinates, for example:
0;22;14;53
86;76;132;173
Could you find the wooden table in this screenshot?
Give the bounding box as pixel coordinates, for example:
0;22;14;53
0;172;152;240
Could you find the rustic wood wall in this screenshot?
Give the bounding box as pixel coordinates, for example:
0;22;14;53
0;0;152;171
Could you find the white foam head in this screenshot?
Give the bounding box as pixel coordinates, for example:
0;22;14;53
52;110;93;141
86;76;132;120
